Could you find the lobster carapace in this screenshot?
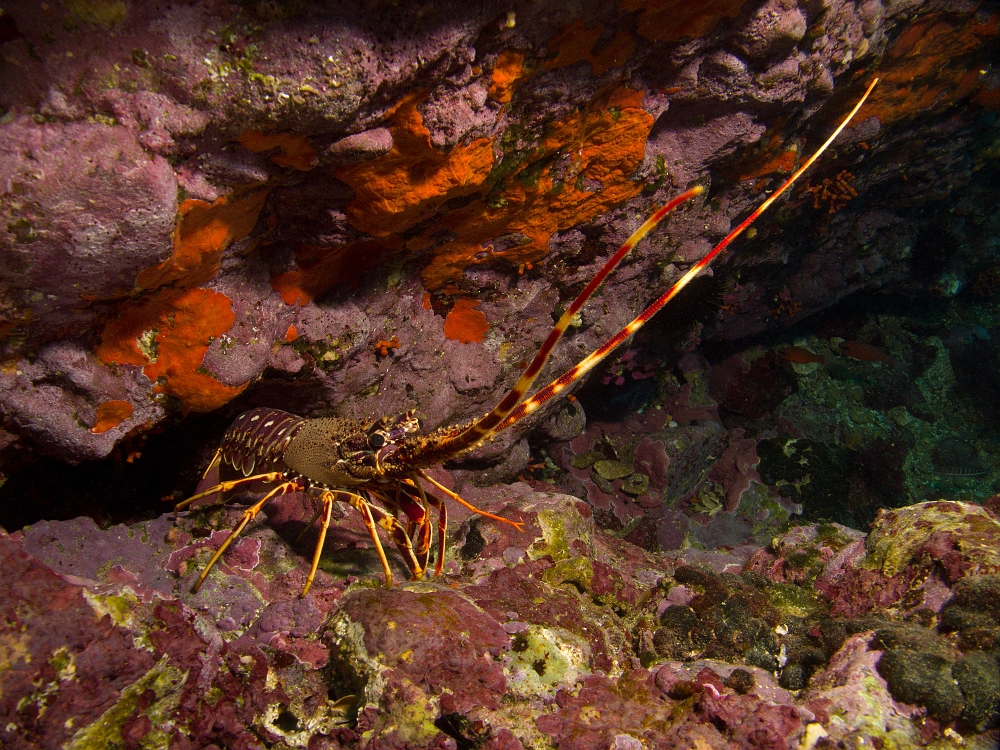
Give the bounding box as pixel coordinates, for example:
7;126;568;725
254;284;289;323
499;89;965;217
177;79;878;598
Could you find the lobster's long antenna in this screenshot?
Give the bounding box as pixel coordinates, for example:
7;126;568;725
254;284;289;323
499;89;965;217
422;186;704;458
490;77;879;434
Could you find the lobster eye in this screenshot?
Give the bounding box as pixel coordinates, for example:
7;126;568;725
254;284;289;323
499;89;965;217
368;433;386;449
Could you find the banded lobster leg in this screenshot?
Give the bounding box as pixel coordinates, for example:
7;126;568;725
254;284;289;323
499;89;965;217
362;480;437;580
393;476;450;577
300;490;424;596
175;470;287;511
292;481;437;583
176;452;294;591
391;472;521;579
192;479;301;592
375;482;433;569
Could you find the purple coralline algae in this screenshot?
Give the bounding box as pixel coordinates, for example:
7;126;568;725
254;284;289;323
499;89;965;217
3;496;999;748
1;0;999;746
0;0;993;471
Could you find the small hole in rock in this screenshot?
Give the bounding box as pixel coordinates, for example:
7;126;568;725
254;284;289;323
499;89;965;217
274;710;299;732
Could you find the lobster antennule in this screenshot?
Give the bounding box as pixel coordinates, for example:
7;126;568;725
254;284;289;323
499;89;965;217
490;77;879;435
420;186;705;460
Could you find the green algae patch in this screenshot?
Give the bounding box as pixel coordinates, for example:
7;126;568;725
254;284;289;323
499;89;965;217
785;547;822;570
505;624;591;697
83;589;141;628
737;485;795;546
767;582;819;619
542;555;594;592
864;501;1000;577
65;655;187;750
815;522;854;548
49;646;77;682
371;687;441;746
64;0;128;26
527;496;595;563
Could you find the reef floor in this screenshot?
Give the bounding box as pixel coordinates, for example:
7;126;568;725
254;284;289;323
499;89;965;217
2;491;998;750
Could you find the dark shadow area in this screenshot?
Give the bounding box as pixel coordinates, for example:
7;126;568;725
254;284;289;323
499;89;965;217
0;410;231;532
0;374;332;532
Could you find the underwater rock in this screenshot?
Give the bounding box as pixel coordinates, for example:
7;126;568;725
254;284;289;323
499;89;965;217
864;501;1000;581
3;0;1000;745
709;350;798;422
0;0;992;480
3;496;1000;747
931;436;987;477
621;472;650;496
949;341;1000;429
757;437;852;519
593;459;635;481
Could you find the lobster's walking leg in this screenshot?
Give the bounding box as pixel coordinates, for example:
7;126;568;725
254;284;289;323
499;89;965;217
294;503;328;545
299;488;427;597
416;484;448;577
433;496;447;577
365;497;425;579
417;470;523;531
382;479;449;577
201;448;222;477
338;491;397;589
193;480;299;592
302;490;336;598
399;479;433;566
176;471;287;511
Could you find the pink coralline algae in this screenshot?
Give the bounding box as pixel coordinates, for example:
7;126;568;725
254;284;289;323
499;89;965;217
3;497;999;748
705;428;762;513
2;0;1000;746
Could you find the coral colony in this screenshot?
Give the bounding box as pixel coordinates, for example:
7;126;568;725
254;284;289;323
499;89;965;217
1;2;999;749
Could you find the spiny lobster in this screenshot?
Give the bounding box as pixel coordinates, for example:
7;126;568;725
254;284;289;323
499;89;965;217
177;80;877;598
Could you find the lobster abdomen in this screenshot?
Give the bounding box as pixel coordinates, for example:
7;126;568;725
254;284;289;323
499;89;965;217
221;407;309;476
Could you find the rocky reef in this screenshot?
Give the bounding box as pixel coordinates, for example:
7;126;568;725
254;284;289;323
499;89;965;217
1;0;999;747
3;497;999;748
0;0;997;474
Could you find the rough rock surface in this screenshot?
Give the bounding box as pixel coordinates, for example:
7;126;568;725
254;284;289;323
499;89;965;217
2;496;998;748
2;1;1000;747
0;0;996;474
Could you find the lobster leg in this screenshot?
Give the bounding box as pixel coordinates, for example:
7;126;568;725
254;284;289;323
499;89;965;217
434;495;447;577
298;490;426;596
176;471;286;511
412;482;448;577
294;503;327;545
417;470;524;531
192;480;298;593
201;448;222;478
395;480;433;570
334;491;400;589
366;498;425;580
302;490;336;598
389;479;449;577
